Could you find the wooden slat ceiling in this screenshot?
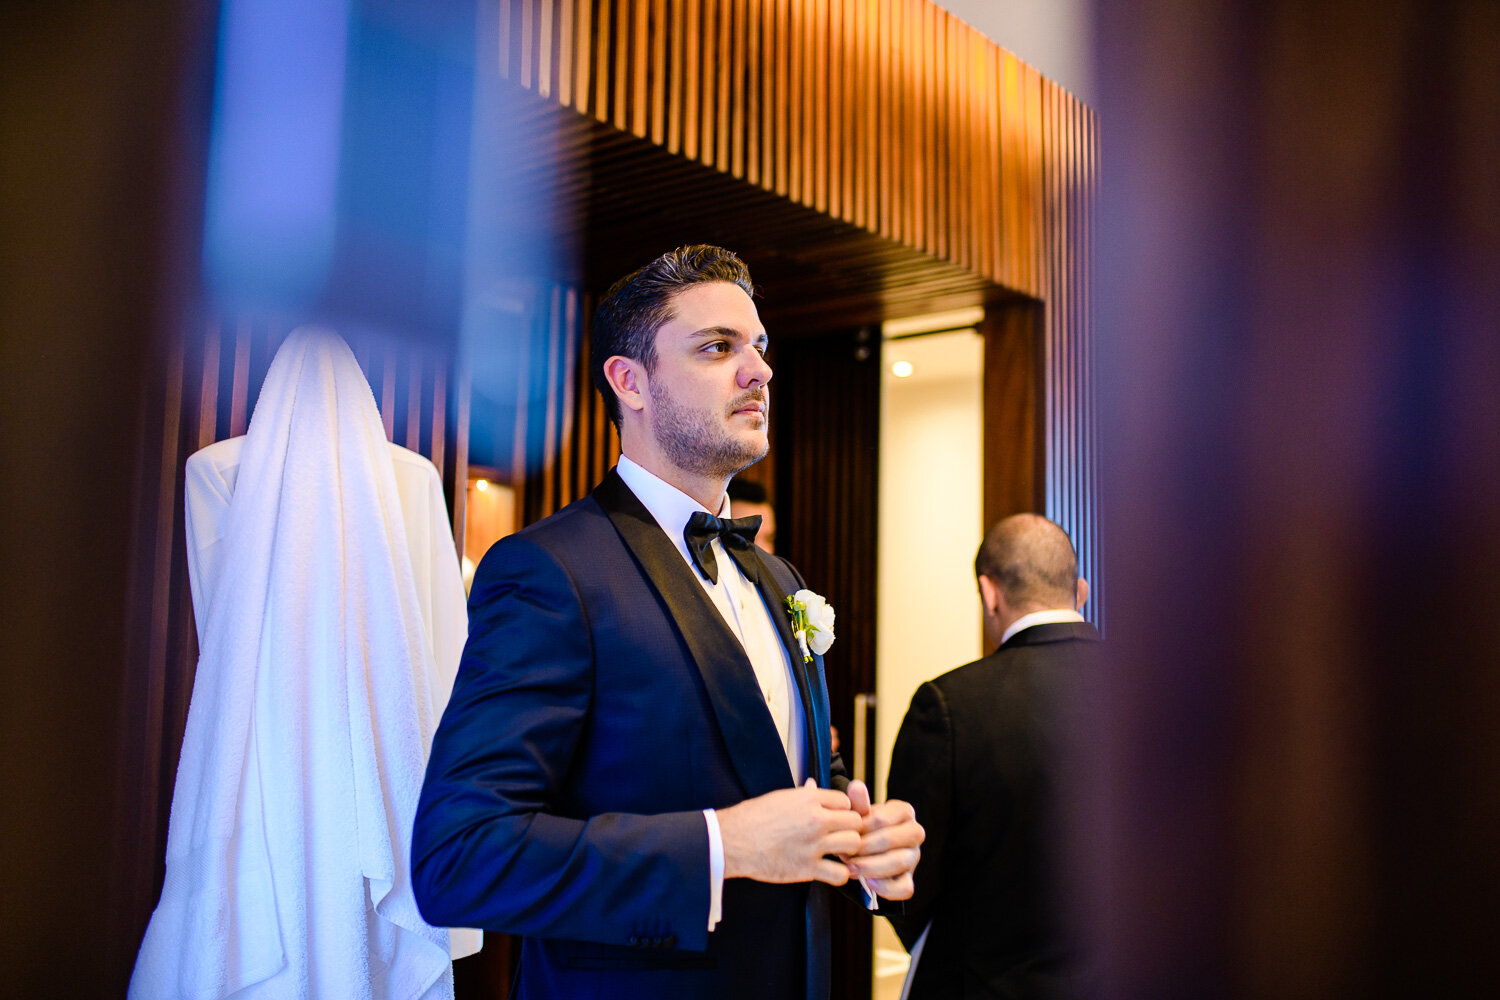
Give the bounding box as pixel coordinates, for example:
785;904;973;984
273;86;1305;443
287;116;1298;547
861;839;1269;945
487;86;1019;334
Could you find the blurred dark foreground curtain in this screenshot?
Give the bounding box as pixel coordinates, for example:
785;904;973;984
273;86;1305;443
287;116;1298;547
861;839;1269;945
0;2;207;996
1086;1;1500;998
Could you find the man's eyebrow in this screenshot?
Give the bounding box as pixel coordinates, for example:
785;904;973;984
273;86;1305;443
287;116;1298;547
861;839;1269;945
687;325;766;341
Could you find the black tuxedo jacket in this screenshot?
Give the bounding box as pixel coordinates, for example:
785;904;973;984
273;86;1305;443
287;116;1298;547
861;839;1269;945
886;620;1102;1000
412;470;845;999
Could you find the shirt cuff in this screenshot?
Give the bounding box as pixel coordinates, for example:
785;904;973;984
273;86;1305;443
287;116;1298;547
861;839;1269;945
704;809;724;931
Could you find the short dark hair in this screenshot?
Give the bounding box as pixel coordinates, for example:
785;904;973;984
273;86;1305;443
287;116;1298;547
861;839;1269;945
726;478;770;505
590;245;755;427
975;514;1079;610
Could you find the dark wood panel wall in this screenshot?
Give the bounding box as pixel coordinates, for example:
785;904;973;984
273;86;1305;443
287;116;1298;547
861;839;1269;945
510;282;622;526
770;327;884;999
114;318;459;972
493;0;1100;616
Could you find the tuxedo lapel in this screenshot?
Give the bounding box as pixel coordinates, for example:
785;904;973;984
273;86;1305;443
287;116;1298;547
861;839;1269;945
593;471;794;798
750;549;831;788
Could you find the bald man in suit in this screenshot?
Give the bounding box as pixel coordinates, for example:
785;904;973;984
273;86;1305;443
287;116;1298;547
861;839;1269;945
887;514;1100;999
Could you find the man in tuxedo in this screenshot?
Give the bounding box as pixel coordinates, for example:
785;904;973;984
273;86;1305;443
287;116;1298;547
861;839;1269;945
412;245;923;999
886;514;1100;999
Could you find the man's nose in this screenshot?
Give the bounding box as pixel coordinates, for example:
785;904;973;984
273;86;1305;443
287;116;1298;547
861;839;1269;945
741;348;772;387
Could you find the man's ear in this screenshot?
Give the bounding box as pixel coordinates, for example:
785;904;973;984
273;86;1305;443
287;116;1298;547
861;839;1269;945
1075;576;1090;611
977;574;1003;620
602;355;646;416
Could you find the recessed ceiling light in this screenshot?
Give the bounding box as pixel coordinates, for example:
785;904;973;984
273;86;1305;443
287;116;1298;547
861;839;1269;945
892;360;914;378
475;478;489;492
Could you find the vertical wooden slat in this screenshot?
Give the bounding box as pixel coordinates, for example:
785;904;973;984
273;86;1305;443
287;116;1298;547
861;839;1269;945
537;0;554;98
730;0;747;178
916;0;932;251
651;0;668;145
775;0;789;195
944;14;960;266
906;0;921;245
593;0;612;123
228;318;252;437
848;0;860;221
744;0;760;184
683;0;700;159
498;0;512;79
800;0;817;207
556;287;579;506
785;0;800;202
452;362;470;556
145;337;185;776
849;0;865;225
574;305;592;500
540;284;563;515
510;311;532;532
612;0;630;132
631;0;649;137
557;0;574;107
406;350;423;453
812;0;828;213
979;36;998;280
430;363;446;487
197;321;221;449
715;0;732;170
380;349;397;442
871;0;885;235
932;5;947;258
573;0;592;114
668;0;685;153
519;0;535;89
698;0;717;166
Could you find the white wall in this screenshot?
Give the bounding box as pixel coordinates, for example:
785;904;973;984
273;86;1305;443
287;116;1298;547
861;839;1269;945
930;0;1094;108
873;329;985;801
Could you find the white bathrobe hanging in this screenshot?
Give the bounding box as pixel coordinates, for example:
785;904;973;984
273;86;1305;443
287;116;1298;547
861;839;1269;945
131;327;478;999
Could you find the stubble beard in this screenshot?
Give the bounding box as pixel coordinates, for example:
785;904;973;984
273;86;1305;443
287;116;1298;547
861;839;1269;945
649;379;769;481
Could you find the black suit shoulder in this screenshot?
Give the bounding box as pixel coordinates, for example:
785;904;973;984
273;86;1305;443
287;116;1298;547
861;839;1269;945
922;621;1100;723
886;620;1101;998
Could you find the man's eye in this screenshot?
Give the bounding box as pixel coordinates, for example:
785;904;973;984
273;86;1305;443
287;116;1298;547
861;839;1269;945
703;341;729;354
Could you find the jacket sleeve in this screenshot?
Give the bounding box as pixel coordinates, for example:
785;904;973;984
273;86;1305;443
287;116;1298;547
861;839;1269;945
883;680;952;951
411;533;712;950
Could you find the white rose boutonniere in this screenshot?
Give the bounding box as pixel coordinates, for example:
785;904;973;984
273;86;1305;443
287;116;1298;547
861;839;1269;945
785;589;835;663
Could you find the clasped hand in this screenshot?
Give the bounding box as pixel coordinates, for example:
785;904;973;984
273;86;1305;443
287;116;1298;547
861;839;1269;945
718;779;924;899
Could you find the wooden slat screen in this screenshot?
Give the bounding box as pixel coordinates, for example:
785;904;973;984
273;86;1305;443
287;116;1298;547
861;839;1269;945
515;282;621;525
495;0;1090;301
1041;85;1100;627
493;0;1099;619
119;318;461;948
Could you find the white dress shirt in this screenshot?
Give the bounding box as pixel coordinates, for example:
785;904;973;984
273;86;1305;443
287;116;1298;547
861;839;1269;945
1000;608;1087;646
615;457;808;931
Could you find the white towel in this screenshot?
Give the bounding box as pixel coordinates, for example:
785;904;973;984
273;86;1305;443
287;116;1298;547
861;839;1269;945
132;328;476;999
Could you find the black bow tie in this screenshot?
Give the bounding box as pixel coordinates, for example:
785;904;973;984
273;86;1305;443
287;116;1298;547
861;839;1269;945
684;511;763;585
